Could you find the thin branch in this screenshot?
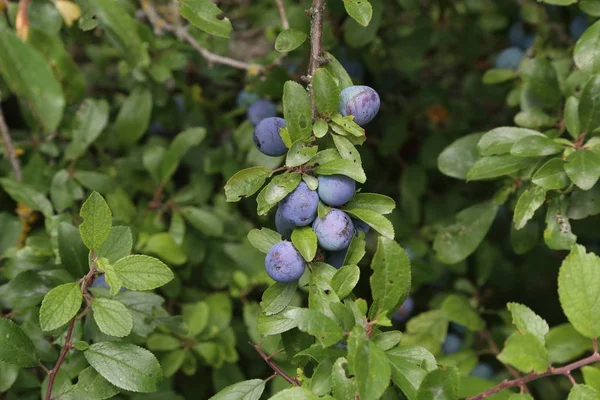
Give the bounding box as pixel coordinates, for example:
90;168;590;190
38;362;50;375
44;317;76;400
274;0;290;30
467;351;600;400
250;342;299;386
307;0;325;119
0;106;22;182
480;330;529;394
139;0;258;71
15;0;31;41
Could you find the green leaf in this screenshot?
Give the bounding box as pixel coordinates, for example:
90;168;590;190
97;258;123;296
582;367;600;391
330;114;365;137
507;302;549;342
283;81;313;143
247;228;281;253
0;361;19;392
441;294;485;331
79;191;112;250
513;186;546;230
558;245;600;338
347;325;391;400
58;222;89;278
437;133;484;180
510;135;564;157
314;118;329;138
477;127;543;156
568;384;599;400
73;171;114;194
323;52;354;90
84;342;163;392
282;308;344;348
332;134;361;165
343;0;382;48
286;140;318;168
416;366;459;400
61;367;120;400
467;155;536;181
260;282;297;316
0;319;39;367
343;0;373;26
182;302;209;336
0;28;65;134
263;173;302;205
574;20;600;74
343;209;394;239
147;334;181;352
316;159;367;183
160;128;206;181
579;75;600;134
370;237;411;316
113;87;153;148
142;232;186;265
434;201;498;264
331;264;360;299
0;178;53;217
88;0;149;67
180;206;224;237
64;99;110;160
313;68;341;116
91;298;133;338
331;358;357;400
497;332;549;373
581;0;600;16
532;158;570;190
96;226;132;264
291;226;317;262
544;196;577;250
269;387;319;400
565;96;581;138
344;235;366;266
113;255;174;291
343;193;395;214
209;378;265;400
567;185;600;220
387;346;436;399
274;29;307;52
546;323;593;364
402;310;448;354
482;68;518;84
179;0;232;38
225;167;272;202
257;310;297;336
39;282;82;331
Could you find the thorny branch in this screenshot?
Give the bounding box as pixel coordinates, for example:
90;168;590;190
480;330;530;394
250;342;300;386
307;0;326;119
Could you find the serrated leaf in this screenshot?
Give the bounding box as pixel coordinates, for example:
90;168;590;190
113;255;174;291
568;385;599;400
96;226;132;264
467;155;536;181
343;208;394;239
58;222;89;278
39;282;82;331
260;282;297;316
507;302;549;342
209;378;265;400
247;228;281;253
343;0;373;26
477;127;543;156
84;342;163;392
558;245;600;338
264;172;301;205
510;135;564;157
91;298;132;338
179;0;232;38
331;264;360;299
331;358;357;400
64;99;109;160
291;226;317;262
547;323;592;364
532;158;570;190
565;96;581;138
286;140;318;167
282;308;344;347
97;258;123;296
513;186;546;230
322;51;354;90
497;332;548;373
275;29;307;52
79;191;112;250
332;134;361;165
313;68;341;116
416;366;460;400
343;193;395;214
113;87;152;148
437;133;484;180
347;325;391;400
0;319;39;367
316;159;366;183
283;81;313;143
224;167;271;202
567;185;600;220
60;367;120;400
0;178;53;217
544;196;577;250
160;128;206;181
370;237;411;317
270;387;319;400
314;118;329;138
574;20;600;74
441;294;485;331
402;310;448;354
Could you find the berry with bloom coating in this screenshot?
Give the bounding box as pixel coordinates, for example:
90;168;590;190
91;274;126;292
353;219;370;235
339;85;380;126
275;207;294;239
443;334;462;354
280;182;319;226
317;174;356;206
253;117;287;157
392;296;414;322
495;47;524;70
471;363;494;379
237;90;260;107
248;99;277;125
312;209;354;251
326;248;348;269
570;15;588;40
265;241;305;282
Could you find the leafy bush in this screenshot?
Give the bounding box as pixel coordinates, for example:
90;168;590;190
1;0;600;399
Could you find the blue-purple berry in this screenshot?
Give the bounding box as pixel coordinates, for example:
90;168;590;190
495;47;524;70
443;334;462;354
275;207;294;240
392;296;414;322
317;175;356;206
91;274;126;292
352;219;370;235
339;85;380;126
471;363;494;380
248;99;277;125
570;15;588;41
312;209;354;251
237;90;260;108
253;117;287;157
326;248;348;269
279;182;319;227
265;241;305;282
509;22;535;50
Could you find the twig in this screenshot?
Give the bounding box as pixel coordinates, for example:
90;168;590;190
139;0;258;71
467;349;600;400
44;317;76;400
15;0;31;40
480;330;529;394
307;0;325;119
38;362;50;375
274;0;290;30
250;342;299;386
0;106;22;182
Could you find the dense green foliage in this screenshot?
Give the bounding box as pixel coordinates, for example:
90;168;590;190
2;0;600;399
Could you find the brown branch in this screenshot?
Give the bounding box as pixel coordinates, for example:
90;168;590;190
15;0;31;41
274;0;290;30
480;330;529;394
44;317;76;400
38;362;50;375
0;106;22;182
250;342;299;386
467;348;600;400
307;0;325;119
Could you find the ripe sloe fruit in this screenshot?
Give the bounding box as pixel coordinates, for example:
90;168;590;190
248;99;277;125
280;182;319;226
275;207;294;240
339;85;380;126
443;333;462;354
353;218;370;234
237;90;260;108
392;296;414;322
495;47;524;70
265;241;305;282
471;363;494;380
326;248;347;269
312;209;354;251
91;274;126;292
570;15;588;40
253;117;287;157
509;22;535;50
317;174;356;206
